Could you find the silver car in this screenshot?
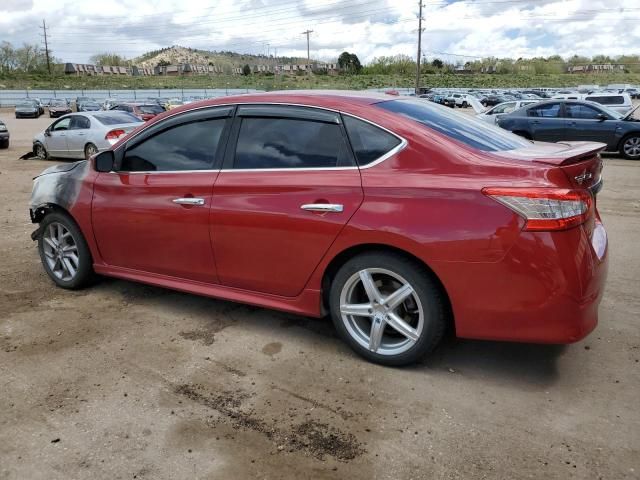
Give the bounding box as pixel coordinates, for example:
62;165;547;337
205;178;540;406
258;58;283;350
475;100;540;125
32;111;143;160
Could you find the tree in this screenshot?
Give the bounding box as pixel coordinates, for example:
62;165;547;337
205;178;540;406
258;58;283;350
90;53;128;66
338;52;362;73
431;58;443;69
157;59;170;67
242;64;251;76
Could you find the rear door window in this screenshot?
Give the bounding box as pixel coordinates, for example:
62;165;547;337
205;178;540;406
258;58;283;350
70;116;90;129
586;96;624;105
527;103;561;118
233;117;353;169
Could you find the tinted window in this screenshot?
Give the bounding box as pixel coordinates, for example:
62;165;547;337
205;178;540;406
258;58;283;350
343;116;401;165
565;104;603;120
528;103;561;118
70;116;90;129
586;96;624;105
234;118;353;169
137;105;164;114
94;112;142;125
377;98;531;152
121;118;226;172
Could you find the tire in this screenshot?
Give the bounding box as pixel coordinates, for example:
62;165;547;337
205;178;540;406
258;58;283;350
37;212;94;290
84;143;98;160
462;101;468;108
0;139;8;149
329;251;446;366
34;142;48;160
620;134;640;160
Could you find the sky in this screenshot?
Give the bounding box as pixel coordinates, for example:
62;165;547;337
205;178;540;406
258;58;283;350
1;0;639;64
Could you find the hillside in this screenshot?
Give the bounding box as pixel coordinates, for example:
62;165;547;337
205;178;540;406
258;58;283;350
133;45;309;69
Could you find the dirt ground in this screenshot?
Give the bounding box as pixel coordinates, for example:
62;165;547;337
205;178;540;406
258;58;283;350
0;107;638;480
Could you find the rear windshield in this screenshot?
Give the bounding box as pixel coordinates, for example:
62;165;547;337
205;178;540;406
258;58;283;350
137;105;164;114
94;112;142;125
376;98;531;151
585;96;625;105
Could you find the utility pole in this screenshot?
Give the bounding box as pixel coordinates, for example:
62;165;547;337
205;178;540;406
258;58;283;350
415;1;424;95
301;29;313;73
40;19;51;74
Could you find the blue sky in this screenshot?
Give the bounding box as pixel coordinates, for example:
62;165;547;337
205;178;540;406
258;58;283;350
1;0;638;64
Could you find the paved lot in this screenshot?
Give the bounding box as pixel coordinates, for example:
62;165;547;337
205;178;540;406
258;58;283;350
0;108;639;479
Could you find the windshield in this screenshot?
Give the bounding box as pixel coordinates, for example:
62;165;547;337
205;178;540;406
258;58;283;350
50;100;67;107
94;112;143;125
17;102;35;108
137;105;164;114
377;98;532;152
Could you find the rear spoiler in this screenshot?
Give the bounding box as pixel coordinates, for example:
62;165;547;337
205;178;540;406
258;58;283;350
531;142;607;166
494;141;607;166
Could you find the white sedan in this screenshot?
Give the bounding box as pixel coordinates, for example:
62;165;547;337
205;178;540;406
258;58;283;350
32;111;143;160
475;100;540;124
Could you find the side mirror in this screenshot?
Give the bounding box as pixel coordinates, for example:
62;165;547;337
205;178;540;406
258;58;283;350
597;113;607;121
44;128;51;137
94;150;114;172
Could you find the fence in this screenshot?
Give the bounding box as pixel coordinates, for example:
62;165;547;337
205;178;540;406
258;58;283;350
0;88;265;107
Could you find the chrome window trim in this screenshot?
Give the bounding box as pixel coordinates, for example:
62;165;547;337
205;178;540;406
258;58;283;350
115;101;407;174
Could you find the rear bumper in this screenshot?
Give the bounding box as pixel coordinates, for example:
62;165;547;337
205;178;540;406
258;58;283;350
0;132;9;140
436;220;608;344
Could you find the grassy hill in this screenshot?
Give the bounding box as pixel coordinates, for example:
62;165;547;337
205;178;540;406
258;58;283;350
1;71;639;91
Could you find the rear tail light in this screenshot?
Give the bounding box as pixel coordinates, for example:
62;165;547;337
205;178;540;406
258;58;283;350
482;187;593;231
105;129;126;143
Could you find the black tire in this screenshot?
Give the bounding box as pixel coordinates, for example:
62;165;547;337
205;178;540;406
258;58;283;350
34;142;48;160
84;143;98;160
0;139;8;149
37;212;95;290
620;134;640;160
462;101;468;108
329;251;446;366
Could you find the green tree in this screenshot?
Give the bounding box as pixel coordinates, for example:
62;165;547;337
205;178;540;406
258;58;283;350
90;53;128;66
242;64;251;76
338;52;362;73
431;58;443;69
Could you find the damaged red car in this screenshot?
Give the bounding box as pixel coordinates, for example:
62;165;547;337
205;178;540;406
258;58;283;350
28;92;608;366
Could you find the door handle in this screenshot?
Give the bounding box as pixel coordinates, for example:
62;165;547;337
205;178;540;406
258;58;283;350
77;132;86;136
301;203;344;213
172;197;205;206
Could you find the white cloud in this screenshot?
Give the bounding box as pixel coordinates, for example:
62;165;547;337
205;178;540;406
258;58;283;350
0;0;637;64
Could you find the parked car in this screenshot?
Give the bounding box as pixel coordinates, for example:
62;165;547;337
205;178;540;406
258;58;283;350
102;98;120;111
28;92;608;366
497;100;640;159
164;98;184;110
110;102;165;121
481;95;510;107
0;120;9;148
75;96;94;107
77;101;102;112
15;100;41;118
476;100;540;124
32;111;143;161
30;98;45;115
48;99;73;118
450;93;474;108
583;93;633;115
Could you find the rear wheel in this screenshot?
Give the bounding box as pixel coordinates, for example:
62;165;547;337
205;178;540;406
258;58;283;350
38;212;94;289
84;143;98;160
34;142;48;159
621;134;640;160
329;252;446;366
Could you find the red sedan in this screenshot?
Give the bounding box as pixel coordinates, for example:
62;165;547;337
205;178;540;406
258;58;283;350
29;91;608;366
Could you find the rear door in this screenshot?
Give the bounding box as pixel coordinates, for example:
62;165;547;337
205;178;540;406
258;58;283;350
210;105;363;297
562;102;617;145
527;102;565;142
66;115;91;158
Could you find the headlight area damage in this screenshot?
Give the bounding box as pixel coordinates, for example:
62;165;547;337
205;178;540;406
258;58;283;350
29;160;90;240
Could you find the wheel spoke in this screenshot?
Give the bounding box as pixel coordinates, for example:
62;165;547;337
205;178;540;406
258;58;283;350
368;317;386;352
56;223;64;242
384;283;414;310
340;303;373;317
62;257;76;278
359;269;383;304
386;312;420;342
48;224;57;243
43;237;57;249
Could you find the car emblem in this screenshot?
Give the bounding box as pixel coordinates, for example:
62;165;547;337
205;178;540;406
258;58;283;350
574;170;593;184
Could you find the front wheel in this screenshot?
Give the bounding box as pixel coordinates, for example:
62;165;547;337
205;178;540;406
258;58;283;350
621;135;640;160
38;212;94;289
329;252;446;366
34;142;48;159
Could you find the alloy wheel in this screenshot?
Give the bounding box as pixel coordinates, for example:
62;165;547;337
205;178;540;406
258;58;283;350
339;268;423;356
85;144;97;159
42;222;80;281
35;143;46;159
623;137;640;159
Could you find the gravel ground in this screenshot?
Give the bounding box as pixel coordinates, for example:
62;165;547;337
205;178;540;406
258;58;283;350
0;107;639;479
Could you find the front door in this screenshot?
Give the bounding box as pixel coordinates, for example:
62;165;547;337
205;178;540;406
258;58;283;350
92;108;232;283
562;102;616;145
210;105;363;297
46;117;71;156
